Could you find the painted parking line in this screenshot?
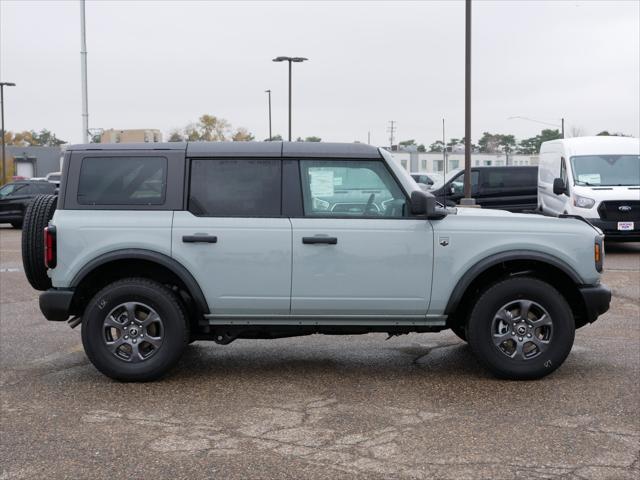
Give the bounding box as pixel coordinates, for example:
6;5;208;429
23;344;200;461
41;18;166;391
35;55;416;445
0;268;22;273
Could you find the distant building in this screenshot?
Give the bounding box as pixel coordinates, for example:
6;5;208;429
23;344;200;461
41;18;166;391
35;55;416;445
6;146;64;179
100;129;163;144
388;151;539;173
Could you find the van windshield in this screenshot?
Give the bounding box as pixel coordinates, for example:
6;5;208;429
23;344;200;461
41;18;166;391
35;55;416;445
570;155;640;186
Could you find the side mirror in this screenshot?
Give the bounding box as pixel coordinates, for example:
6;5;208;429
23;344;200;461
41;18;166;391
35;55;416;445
553;178;566;195
410;190;437;217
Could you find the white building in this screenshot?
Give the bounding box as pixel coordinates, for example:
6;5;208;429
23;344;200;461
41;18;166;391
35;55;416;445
389;151;539;173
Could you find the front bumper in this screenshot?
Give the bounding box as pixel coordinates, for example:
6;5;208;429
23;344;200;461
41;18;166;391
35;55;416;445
587;218;640;242
39;289;74;321
579;283;611;324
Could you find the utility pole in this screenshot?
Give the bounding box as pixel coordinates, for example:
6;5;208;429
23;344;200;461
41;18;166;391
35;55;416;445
561;117;565;139
265;89;272;141
387;120;396;150
367;131;371;145
80;0;89;143
460;0;475;206
0;82;16;184
442;118;447;175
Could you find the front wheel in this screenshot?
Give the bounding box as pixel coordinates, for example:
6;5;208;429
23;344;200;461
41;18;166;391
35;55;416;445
467;277;574;380
81;278;189;382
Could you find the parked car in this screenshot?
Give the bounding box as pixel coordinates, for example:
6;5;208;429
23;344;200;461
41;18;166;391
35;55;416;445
0;180;57;228
23;142;609;382
539;136;640;241
410;172;443;189
46;171;62;186
429;166;538;212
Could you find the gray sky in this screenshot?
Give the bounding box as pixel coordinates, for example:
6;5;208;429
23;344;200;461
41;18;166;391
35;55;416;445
1;0;638;146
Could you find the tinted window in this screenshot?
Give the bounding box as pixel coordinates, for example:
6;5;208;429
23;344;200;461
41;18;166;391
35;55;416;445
300;160;406;217
451;171;479;194
78;156;167;205
189;159;281;217
482;168;537;189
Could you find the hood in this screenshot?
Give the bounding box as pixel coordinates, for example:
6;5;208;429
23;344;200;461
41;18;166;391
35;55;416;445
454;207;514;217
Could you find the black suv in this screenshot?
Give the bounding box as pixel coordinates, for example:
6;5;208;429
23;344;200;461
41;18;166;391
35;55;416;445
0;180;58;228
430;166;538;212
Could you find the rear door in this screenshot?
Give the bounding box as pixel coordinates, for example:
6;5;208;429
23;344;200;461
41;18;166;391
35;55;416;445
290;158;433;317
172;158;292;315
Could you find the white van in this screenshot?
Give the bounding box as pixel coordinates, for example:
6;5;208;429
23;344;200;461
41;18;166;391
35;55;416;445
538;136;639;241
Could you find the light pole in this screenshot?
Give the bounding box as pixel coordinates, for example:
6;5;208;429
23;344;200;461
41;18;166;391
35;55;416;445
508;116;565;139
272;56;308;141
265;89;272;141
1;82;16;184
460;0;475;206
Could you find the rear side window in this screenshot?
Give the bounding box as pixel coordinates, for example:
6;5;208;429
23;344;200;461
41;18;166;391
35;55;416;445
189;159;281;217
78;156;167;205
482;168;537;189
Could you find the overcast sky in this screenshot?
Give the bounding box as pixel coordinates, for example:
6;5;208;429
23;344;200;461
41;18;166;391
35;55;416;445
1;0;638;146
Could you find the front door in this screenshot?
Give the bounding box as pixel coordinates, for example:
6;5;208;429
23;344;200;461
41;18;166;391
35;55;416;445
172;158;292;315
290;158;433;317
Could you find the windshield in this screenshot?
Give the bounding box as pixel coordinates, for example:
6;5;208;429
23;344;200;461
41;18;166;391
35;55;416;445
571;154;640;186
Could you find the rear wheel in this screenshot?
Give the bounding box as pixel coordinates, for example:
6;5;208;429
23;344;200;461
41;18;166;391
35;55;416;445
21;194;57;291
467;277;574;380
81;278;189;382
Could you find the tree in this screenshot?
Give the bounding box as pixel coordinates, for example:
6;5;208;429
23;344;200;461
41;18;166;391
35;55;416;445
231;127;254;142
304;136;322;142
30;129;66;146
399;139;416;147
197;114;230;141
478;132;516;154
417;144;426;153
263;134;283;141
167;130;184;142
428;140;444;153
596;130;631;137
516;129;562;154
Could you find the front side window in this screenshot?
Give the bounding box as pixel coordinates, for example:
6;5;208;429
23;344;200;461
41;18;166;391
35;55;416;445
300;160;406;217
0;183;21;198
189;159;281;216
482;169;537;189
451;171;479;194
78;156;167;205
570;154;640;186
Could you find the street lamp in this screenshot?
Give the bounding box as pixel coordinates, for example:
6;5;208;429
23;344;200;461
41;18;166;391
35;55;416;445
265;89;272;141
272;56;308;141
1;82;17;184
508;116;565;139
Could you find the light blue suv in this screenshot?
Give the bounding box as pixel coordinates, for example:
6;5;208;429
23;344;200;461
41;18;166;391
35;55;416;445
22;142;611;381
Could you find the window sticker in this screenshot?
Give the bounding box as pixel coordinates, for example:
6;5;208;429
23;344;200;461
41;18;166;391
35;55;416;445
309;170;335;197
578;173;601;184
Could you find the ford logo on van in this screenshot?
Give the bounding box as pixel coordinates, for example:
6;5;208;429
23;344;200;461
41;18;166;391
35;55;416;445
618;205;632;212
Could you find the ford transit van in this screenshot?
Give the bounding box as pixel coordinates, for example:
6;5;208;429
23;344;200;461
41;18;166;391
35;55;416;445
538;136;640;241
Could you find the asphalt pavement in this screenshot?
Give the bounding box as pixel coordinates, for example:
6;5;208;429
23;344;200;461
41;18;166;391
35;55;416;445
1;225;638;480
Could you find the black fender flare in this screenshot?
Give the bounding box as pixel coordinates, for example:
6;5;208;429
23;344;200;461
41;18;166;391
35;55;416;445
444;250;583;315
71;248;209;315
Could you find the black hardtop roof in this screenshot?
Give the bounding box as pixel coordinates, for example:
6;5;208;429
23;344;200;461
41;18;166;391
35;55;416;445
67;141;382;159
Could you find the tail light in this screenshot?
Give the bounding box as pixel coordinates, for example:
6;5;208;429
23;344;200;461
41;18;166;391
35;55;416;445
44;225;57;269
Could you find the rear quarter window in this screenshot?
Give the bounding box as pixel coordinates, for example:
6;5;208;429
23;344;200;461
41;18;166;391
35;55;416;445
77;156;167;205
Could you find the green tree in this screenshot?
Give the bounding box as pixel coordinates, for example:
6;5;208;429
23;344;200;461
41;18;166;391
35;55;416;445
399;139;416;147
168;130;184;142
263;134;283;141
596;130;630;137
478;132;516;154
30;129;66;146
417;144;426;153
516;129;561;154
428;140;444;153
304;136;322;142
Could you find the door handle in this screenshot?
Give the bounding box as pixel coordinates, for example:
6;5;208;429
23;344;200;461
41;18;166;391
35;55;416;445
302;236;338;245
182;234;217;243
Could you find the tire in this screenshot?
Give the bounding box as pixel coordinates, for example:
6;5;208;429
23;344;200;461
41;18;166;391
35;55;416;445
11;221;22;229
451;324;467;342
81;278;189;382
21;194;57;291
467;277;574;380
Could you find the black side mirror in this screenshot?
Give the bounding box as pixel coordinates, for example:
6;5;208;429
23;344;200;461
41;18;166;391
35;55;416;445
553;178;566;195
410;190;437;217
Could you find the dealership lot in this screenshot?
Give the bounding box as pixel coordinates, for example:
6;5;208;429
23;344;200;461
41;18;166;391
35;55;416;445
0;226;638;479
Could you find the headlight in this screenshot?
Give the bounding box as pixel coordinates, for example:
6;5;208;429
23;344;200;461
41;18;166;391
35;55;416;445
573;194;595;209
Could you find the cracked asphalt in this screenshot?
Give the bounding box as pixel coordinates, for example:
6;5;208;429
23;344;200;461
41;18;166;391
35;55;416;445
1;225;639;480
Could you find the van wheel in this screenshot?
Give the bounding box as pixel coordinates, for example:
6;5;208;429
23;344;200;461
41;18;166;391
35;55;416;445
81;278;189;382
21;194;57;291
467;277;574;380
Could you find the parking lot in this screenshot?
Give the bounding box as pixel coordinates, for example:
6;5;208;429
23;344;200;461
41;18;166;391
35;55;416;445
0;225;638;479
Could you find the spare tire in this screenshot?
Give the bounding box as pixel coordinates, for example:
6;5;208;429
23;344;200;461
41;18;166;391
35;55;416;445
22;194;57;291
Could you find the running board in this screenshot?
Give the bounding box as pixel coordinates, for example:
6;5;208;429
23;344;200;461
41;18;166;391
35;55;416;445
203;314;447;327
